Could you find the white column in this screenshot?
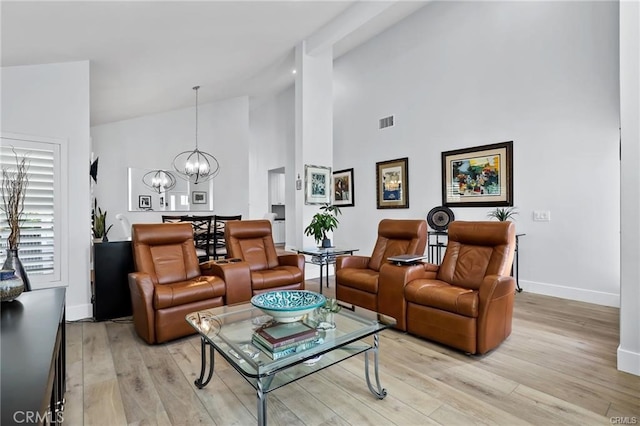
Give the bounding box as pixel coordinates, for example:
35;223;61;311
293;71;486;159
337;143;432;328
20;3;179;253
618;0;640;376
294;41;334;251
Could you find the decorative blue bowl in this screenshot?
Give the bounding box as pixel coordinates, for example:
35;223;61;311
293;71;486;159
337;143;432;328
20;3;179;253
251;290;326;323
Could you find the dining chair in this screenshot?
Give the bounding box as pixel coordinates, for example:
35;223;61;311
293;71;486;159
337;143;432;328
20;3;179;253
161;215;183;223
212;214;242;259
161;215;213;262
180;215;214;263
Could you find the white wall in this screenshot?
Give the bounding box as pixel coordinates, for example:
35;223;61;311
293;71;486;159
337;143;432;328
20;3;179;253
91;96;251;242
1;61;91;319
333;1;621;306
249;88;295;228
618;0;640;376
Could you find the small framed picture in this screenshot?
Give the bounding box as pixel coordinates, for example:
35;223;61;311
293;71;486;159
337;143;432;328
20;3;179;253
376;157;409;209
305;164;331;205
139;195;152;209
333;168;354;207
192;191;207;204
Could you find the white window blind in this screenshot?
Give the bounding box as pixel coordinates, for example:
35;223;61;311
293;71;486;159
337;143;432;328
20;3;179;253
1;138;61;283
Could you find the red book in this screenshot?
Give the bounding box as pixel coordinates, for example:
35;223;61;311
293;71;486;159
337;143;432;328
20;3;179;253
253;321;319;350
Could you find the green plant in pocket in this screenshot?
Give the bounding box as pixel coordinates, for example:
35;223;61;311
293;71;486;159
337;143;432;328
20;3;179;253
304;203;341;246
487;206;518;221
92;198;113;240
323;298;342;313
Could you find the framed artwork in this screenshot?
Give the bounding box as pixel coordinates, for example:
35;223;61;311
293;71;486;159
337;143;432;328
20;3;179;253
333;168;354;207
441;141;513;207
376;157;409;209
192;191;207;204
305;164;331;205
138;195;152;209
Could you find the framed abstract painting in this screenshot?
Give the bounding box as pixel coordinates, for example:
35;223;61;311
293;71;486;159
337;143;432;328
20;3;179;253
441;141;513;207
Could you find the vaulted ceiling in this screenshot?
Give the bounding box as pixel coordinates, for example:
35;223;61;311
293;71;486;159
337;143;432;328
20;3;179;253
1;1;428;126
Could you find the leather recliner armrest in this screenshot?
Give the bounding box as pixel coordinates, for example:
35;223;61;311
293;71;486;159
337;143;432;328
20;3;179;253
128;272;156;344
422;262;440;273
201;261;252;305
277;253;305;271
336;255;370;270
478;274;516;308
477;274;516;354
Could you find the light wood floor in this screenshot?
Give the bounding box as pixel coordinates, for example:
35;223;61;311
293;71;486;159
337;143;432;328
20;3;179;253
64;278;639;425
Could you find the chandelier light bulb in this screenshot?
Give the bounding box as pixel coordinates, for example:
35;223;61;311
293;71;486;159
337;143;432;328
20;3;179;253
142;169;177;193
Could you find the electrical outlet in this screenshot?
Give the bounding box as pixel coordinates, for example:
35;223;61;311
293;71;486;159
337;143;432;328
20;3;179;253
533;210;551;222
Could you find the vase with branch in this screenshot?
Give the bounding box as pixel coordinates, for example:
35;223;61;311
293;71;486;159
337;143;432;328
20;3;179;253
1;148;31;296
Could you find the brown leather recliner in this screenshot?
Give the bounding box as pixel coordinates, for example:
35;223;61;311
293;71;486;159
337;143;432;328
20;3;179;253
128;223;248;344
404;221;516;354
335;219;427;330
225;219;305;294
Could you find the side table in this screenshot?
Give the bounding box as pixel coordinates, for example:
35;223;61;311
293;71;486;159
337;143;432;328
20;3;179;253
427;231;448;265
296;247;359;294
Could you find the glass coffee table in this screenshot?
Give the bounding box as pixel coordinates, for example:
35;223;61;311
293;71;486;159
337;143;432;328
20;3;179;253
186;302;396;426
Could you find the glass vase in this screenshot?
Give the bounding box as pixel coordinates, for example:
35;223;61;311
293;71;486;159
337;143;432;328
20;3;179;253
0;268;24;302
2;248;31;292
316;308;336;330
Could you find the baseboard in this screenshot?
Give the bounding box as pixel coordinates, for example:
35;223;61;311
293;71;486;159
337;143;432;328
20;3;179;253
617;346;640;376
66;302;93;321
520;280;620;307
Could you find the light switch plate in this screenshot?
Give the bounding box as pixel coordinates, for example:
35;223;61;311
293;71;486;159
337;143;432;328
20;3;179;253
533;210;551;222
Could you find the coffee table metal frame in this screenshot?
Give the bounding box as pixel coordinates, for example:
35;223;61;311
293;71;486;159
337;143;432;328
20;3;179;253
186;303;395;426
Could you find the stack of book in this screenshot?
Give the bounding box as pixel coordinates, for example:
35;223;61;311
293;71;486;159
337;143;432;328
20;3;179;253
252;321;321;360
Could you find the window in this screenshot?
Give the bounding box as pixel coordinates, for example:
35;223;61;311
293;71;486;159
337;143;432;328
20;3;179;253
1;135;62;284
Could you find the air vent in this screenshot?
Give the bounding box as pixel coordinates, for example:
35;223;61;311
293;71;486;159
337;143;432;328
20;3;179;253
379;115;395;129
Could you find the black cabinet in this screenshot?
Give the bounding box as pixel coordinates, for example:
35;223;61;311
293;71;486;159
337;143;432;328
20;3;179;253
1;287;66;425
93;241;134;321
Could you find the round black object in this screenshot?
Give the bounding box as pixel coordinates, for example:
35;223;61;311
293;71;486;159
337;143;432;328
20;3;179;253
427;206;455;231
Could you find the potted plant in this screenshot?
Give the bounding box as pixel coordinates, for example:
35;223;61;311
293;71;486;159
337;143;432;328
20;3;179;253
1;148;31;292
304;203;341;248
92;199;113;242
487;206;519;221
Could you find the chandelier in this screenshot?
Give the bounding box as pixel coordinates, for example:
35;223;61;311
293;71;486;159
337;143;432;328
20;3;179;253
172;86;220;183
142;169;176;193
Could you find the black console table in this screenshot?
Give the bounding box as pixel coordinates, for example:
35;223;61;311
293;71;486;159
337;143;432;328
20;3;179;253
1;287;66;425
93;241;134;321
